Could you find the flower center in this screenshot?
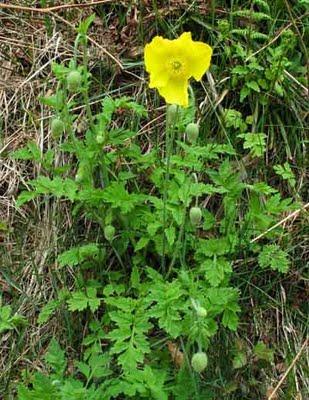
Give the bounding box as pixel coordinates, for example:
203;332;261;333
168;58;187;77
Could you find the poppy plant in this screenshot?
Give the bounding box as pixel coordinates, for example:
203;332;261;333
144;32;212;107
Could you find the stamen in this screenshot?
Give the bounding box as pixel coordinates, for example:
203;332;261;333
172;61;182;71
168;58;186;76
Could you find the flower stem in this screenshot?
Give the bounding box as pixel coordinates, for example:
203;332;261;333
161;111;176;274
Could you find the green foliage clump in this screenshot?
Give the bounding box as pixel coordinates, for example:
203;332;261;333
12;9;304;400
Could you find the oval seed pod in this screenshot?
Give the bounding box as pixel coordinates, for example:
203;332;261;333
96;135;104;144
191;352;208;373
75;163;87;183
166;104;179;126
67;70;82;93
51;118;65;138
196;306;207;317
189;207;202;226
104;225;115;242
185;122;199;143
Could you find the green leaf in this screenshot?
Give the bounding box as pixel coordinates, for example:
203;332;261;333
18;373;59;400
130;266;140;289
274;162;296;187
77;14;95;35
265;193;294;214
147;221;161;236
57;243;100;268
67;292;88;312
207;287;240;331
109;129;137;145
51;62;70;78
223;108;246;130
0;304;27;333
238;132;266;157
232;351;247;369
38;299;61;325
44;338;66;377
222;309;239;331
254;341;274;363
142;366;168;400
232;66;248;75
99;182;146;214
106;297;152;373
258;244;290;273
135;237;150;251
165;226;176;246
246;81;260;92
148;280;186;338
88;353;111;379
115;97;147;117
24;176;78;202
202;210;216;230
76;361;91;379
240;86;250;102
196;237;232;257
16;190;38;207
39;91;65;109
67;287;101;312
0;305;14;333
201;257;232;287
10;141;41;161
232;9;272;20
249;182;277;195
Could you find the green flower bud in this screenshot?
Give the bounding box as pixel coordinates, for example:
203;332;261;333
104;225;115;242
196;306;207;317
75;173;83;183
75;164;86;183
166;104;179;126
51;118;65;137
67;70;82;93
185;123;199;143
191;352;208;373
96;134;104;144
189;207;202;226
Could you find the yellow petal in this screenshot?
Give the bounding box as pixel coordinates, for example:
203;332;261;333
144;36;171;88
144;32;213;106
158;77;188;107
178;32;213;81
189;42;213;81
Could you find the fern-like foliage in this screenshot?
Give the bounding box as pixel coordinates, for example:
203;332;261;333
105;296;152;373
258;244;290;273
253;0;270;13
231;29;268;41
232;10;272;21
57;243;100;268
148;278;187;338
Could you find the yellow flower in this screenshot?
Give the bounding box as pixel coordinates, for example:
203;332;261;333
144;32;212;107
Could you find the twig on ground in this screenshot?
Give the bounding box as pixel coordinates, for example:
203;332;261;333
268;339;308;399
250;202;309;243
0;1;114;14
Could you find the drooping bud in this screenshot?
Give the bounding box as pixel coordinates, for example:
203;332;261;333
189;207;202;226
166;104;179;126
104;225;115;242
185;122;199;143
191;352;208;373
51;118;65;138
75;163;86;183
96;134;104;144
196;306;207;318
67;70;82;93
